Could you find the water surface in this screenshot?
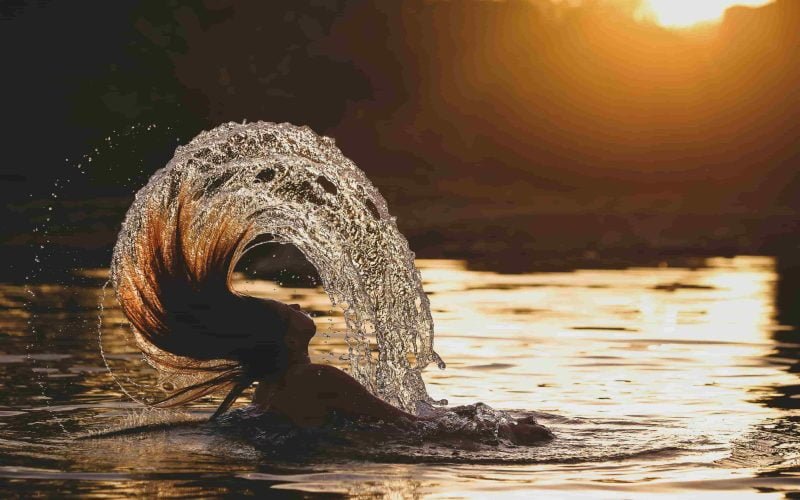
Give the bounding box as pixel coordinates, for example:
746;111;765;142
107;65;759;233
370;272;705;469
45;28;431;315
2;256;799;497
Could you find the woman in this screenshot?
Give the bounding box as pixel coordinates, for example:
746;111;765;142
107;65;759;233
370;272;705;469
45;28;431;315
112;184;551;445
251;300;552;444
248;300;416;427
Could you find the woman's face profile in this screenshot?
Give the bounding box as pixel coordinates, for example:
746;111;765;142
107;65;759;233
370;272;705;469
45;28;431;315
286;303;316;343
262;300;316;351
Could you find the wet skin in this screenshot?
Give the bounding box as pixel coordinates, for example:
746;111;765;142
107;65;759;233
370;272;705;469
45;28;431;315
252;301;553;443
252;301;414;426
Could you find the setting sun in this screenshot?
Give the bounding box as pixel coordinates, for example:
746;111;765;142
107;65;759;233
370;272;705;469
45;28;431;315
640;0;775;28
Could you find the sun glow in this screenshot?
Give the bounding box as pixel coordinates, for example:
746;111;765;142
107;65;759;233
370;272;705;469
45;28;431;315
641;0;775;28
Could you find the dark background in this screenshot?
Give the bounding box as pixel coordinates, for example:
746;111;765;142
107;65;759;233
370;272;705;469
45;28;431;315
2;0;799;276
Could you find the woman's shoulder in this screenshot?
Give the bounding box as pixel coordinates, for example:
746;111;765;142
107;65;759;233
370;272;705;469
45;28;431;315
284;363;350;384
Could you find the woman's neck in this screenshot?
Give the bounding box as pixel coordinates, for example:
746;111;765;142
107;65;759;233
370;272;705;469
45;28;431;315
251;346;310;410
286;342;311;366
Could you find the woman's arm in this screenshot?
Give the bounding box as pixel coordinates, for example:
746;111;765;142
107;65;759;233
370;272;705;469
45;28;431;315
253;364;419;427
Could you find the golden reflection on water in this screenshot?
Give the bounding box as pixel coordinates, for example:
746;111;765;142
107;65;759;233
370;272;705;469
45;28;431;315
422;257;788;422
2;256;799;497
239;256;798;495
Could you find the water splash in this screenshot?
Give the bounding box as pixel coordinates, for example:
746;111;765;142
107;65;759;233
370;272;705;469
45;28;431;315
109;121;444;412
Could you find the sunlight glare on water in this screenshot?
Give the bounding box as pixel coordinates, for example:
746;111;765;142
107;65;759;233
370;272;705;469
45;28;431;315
416;257;798;488
1;255;799;496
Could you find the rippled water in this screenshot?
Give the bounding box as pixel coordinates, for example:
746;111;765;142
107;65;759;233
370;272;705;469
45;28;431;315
2;256;799;497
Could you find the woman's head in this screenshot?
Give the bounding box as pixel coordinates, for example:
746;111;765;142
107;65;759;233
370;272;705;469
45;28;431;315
225;298;315;380
113;184;316;406
263;299;316;354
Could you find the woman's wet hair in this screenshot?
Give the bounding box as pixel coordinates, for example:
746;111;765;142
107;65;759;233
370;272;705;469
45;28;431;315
113;181;289;406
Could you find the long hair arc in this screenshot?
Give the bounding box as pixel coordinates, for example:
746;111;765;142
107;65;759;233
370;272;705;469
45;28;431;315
110;122;444;412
